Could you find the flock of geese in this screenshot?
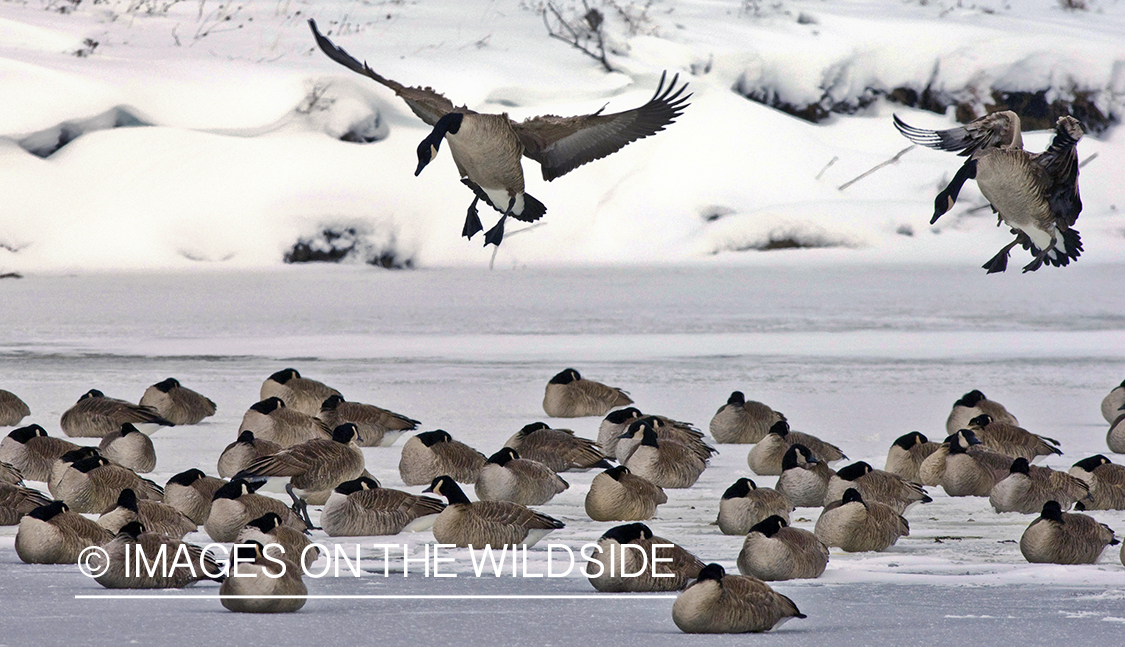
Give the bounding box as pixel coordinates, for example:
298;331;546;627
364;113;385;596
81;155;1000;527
1;372;1123;630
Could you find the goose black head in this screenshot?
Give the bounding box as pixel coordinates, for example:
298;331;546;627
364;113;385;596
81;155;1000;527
1072;455;1111;472
80;389;105;401
320;394;345;411
639;426;660;448
214;479;255;501
232;540;265;563
331;423;361;444
768;420;790;437
119;521;146;539
29;500;68;522
235;430;256;444
487;447;520;466
250;397;285;415
73;456;110;473
118;423;141;436
153;378;180;393
955;390;987;408
696;563;726;583
721;478;755;500
115;488;139;512
8;424;47;444
422;475;469;504
1009;457;1031;475
782;444;816;471
836;461;873;482
335;476;380;495
168;468;206;487
517;422;550;437
727;391;746;406
621;418;654;440
548;368;581;385
749;515;788;538
247;512;283;533
946;429;981;454
268;368;300;384
416;430;453;447
892;431;928;450
415;112;462;176
603;465;631;481
600;522;651;543
968;414;993;428
1039;500;1064;522
604;408;641;425
841;488;865;505
60;447;100;465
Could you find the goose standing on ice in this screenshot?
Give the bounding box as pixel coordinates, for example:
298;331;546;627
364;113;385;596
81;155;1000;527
309;19;690;247
894;111;1085;273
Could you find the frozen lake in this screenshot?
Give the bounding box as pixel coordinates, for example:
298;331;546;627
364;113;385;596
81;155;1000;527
1;264;1123;644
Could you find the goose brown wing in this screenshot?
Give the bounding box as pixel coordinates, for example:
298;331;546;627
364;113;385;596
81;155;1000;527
893;112;1018;156
514;72;690;181
621;471;668;504
1032;117;1083;227
308;19;464;126
471;500;564;530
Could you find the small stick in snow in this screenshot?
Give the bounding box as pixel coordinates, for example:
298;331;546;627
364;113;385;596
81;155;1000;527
815;156;839;181
1079;152;1098;169
838;145;915;191
488;222;547;270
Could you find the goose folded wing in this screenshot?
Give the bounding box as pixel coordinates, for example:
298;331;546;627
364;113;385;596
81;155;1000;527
515;72;691;181
472;501;564;529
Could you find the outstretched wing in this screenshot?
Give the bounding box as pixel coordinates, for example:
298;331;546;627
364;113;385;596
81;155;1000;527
514;72;691;181
1032;116;1084;227
308;19;465;126
893;111;1020;157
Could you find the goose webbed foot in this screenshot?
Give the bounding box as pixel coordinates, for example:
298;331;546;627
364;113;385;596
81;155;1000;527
1021;236;1058;274
483;214;508;247
982;236;1024;274
931;159;976;225
462;197;483;239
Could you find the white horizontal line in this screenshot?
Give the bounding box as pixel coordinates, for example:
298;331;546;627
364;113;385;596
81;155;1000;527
75;594;679;600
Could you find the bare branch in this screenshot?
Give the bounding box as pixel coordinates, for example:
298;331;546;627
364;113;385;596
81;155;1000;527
838;146;915;191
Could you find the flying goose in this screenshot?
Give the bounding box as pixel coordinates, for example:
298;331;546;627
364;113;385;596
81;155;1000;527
220;540;308;613
139;377;216;425
237;511;320;572
321;476;445;537
990;458;1090;514
716;478;792;535
585;522;704;592
204;478;307;543
504;422;611;472
672;563;806;634
737;515;829;581
15;500;112;564
164;468;227;525
542;368;634;418
966;414;1061;461
622;421;707;488
59;389;173;437
614;416;715;464
97;488;196;538
709;391;786;444
748;421;846;476
945;389;1019;434
775;444;835;508
317;394;419;448
95;521;222;589
309;19;689;247
0;389;30;426
894;112;1084;273
1020;500;1118;564
398;429;487;486
217;430;283;478
929;429;1014;497
260;368;342;417
883;431;940;483
238;397;332;448
0;481;52;525
475;447;569;506
584;465;667;522
814;488;909;552
423;475;564;548
823;461;932;514
1108;413;1125;454
97;423;157;473
235;423;366;528
1069;455;1125;510
1101;379;1125;424
49;452;164;514
0;424;79;482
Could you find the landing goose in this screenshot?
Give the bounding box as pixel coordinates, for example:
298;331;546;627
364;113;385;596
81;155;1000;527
1020;500;1118;564
672;563;806;634
139;377;216;425
60;389;172;437
310;19;689;247
585;522;704;592
737;515;829;581
584;465;667;522
542;368;633;418
475;447;568;506
321;476;445;536
716;478;791;535
0;424;79;482
0;389;30;426
895;112;1084;273
709;391;785;444
317;394;418;448
423;475;564;548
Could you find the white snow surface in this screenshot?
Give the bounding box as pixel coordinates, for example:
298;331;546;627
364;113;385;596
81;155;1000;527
0;0;1124;272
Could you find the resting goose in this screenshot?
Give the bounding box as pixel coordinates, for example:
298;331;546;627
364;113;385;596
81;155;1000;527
894;111;1084;273
423;475;564;548
0;424;79;482
0;389;30;426
716;478;792;535
139;378;216;425
737;515;829;581
60;389;172;438
317;394;419;448
823;461;932;514
1020;500;1118;564
163;468;226;525
775;444;835;508
585;522;704;592
989;457;1090;514
474;447;569;506
238;397;331;449
883;431;941;483
615;416;715;464
97;488;196;538
672;563;806;634
309;19;689;247
95;521;221;589
1069;455;1125;510
708;391;785;444
398;429;487;486
15;500;112;564
542;368;633;418
814;488;909;552
260;368;342;417
217;430;283;478
321;476;445;536
748;421;845;476
97;423;157;474
1101;380;1125;424
503;422;610;472
220;541;307;614
236;511;320;572
584;465;667;522
945;389;1019;434
0;481;52;525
